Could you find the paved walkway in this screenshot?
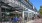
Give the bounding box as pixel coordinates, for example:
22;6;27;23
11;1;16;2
26;20;34;23
0;18;42;23
27;18;42;23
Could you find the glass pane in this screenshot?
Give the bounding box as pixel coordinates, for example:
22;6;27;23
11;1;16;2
24;11;28;20
1;8;5;12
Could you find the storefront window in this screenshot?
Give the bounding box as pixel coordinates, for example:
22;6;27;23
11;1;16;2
28;13;32;18
24;11;28;20
1;8;5;12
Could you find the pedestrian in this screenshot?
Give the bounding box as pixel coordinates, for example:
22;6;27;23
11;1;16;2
32;17;34;20
37;15;40;19
11;18;13;21
19;16;22;23
13;16;19;23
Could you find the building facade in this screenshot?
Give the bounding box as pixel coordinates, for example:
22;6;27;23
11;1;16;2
0;0;39;22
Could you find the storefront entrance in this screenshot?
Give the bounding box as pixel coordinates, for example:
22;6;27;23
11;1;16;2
9;11;22;21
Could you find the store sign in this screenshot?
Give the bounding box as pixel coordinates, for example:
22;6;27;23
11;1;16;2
8;0;14;3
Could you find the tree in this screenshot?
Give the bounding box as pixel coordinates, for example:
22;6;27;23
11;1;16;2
39;6;42;16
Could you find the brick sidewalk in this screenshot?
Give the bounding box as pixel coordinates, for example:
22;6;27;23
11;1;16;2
27;19;42;23
0;22;12;23
33;19;42;23
26;20;34;23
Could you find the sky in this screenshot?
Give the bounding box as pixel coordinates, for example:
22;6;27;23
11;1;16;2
30;0;42;11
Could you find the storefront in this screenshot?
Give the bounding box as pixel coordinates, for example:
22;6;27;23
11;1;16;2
0;0;39;22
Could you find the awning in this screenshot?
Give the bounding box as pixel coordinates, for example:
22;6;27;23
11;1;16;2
12;11;22;14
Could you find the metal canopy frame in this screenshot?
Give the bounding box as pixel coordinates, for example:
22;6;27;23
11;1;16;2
0;1;13;10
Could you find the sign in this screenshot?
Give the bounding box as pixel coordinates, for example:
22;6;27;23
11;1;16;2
8;0;14;3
